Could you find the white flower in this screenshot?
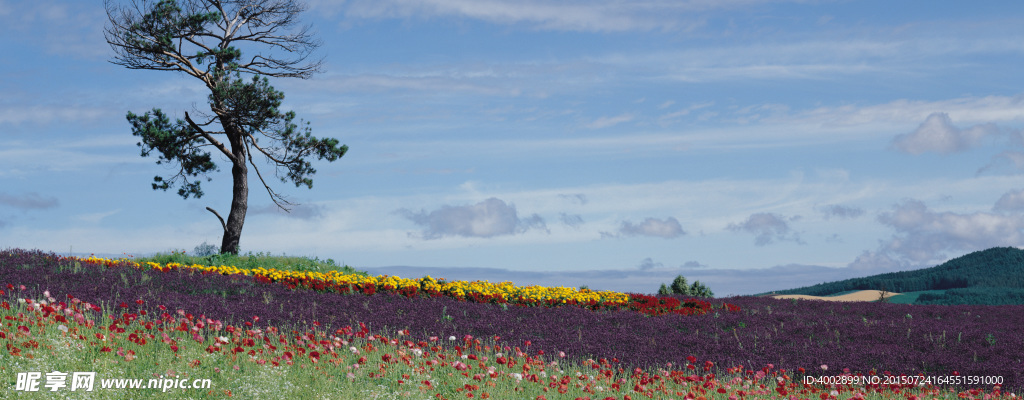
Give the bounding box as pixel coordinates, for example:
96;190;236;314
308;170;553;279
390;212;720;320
448;336;456;341
350;347;359;354
461;355;468;359
511;373;523;381
57;325;68;333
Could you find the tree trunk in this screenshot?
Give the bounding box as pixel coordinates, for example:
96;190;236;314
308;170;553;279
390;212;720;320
220;125;249;255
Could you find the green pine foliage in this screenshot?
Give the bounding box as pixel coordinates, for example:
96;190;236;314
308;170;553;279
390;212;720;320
670;275;690;296
658;275;714;298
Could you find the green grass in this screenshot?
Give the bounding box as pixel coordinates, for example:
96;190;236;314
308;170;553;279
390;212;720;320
884;290;948;304
821;290;862;297
134;250;367;276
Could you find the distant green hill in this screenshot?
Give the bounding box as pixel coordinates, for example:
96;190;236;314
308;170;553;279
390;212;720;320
764;247;1024;305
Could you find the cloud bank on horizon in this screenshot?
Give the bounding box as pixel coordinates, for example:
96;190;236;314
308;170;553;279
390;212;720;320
1;0;1023;295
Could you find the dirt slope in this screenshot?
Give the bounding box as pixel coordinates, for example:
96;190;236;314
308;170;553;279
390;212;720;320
769;290;898;302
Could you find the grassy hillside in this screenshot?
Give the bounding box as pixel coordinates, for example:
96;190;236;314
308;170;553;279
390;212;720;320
763;247;1024;305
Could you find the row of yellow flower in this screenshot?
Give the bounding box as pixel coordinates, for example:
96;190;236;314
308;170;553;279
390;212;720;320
73;256;631;307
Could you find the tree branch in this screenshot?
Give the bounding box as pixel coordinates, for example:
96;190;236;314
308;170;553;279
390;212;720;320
245;140;293;212
206;206;227;233
246;130;295;165
185;112;235;162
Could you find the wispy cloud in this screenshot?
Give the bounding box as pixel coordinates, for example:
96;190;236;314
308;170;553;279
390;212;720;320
0;105;109;126
727;213;803;246
559;213;584;229
0;1;108;59
558;193;588;205
249;203;327;220
304;73;523;96
585;113;634;129
75;209;120;224
332;0;723;32
818;204;865;219
397;197;547;239
658;102;714;124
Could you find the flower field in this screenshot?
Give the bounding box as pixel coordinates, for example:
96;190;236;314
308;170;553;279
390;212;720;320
0;248;1020;399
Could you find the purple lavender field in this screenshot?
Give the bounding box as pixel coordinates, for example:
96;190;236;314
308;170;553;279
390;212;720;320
2;248;1021;392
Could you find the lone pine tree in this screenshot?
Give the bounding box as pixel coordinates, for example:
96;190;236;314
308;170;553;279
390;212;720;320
659;275;714;297
105;0;347;254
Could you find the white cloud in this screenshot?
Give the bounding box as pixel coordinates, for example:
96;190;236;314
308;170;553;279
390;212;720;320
727;213;803;246
980;150;1024;174
891;112;1001;154
993;189;1024;213
845;250;909;273
681;260;709;269
397;197;547;239
873;199;1024;264
637;257;663;270
614;217;686;239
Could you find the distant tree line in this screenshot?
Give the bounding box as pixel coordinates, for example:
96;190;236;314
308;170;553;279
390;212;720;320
657;275;714;298
915;287;1024;305
770;247;1024;299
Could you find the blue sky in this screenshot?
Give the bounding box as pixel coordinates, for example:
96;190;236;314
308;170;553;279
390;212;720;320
2;0;1024;296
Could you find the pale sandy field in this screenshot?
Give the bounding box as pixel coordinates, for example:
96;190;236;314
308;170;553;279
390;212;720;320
769;290;899;302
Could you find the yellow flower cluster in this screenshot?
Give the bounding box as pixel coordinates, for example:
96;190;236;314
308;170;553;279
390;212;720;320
73;256;630;307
